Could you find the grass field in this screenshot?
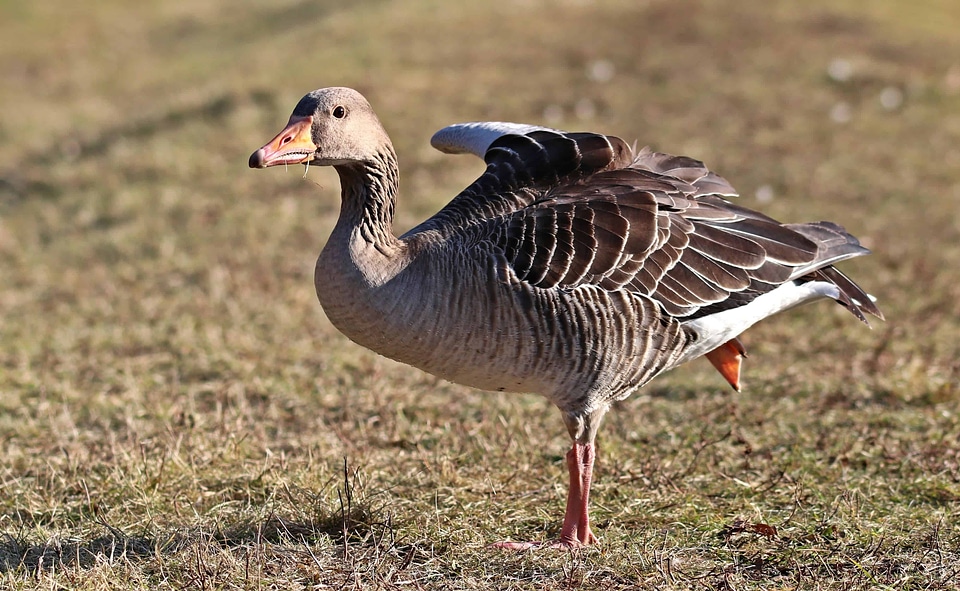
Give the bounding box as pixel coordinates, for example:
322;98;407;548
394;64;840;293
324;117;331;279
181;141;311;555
2;0;959;588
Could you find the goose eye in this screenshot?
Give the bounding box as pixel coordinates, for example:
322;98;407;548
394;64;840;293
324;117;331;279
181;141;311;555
332;106;346;118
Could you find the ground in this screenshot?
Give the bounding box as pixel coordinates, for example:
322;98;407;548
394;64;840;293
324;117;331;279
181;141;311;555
1;0;959;589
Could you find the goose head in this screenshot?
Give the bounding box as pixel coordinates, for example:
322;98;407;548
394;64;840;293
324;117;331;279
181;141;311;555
249;87;390;169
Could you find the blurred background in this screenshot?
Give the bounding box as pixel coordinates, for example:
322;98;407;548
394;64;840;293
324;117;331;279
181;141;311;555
2;0;957;408
1;0;959;587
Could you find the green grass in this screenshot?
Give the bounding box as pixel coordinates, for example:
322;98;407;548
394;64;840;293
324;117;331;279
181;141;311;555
1;0;959;588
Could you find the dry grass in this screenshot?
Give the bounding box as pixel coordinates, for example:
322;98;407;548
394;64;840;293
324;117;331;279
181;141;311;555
1;0;959;589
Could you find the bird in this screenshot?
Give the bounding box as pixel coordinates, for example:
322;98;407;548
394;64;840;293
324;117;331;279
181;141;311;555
248;87;882;550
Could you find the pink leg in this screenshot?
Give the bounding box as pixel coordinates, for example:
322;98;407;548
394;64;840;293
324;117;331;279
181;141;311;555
559;442;598;546
495;442;598;550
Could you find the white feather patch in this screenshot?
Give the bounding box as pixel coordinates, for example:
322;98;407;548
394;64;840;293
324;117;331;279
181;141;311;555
677;280;841;366
430;122;559;158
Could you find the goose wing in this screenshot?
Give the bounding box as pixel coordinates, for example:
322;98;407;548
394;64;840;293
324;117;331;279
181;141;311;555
409;125;633;236
481;150;879;322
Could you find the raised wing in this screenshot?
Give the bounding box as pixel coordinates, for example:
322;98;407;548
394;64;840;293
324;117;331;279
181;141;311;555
406;124;633;237
421;123;878;323
489;155;880;322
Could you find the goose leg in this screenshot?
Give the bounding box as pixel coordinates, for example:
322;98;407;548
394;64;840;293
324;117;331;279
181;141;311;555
494;441;598;550
705;338;746;392
559;441;598;546
495;409;605;550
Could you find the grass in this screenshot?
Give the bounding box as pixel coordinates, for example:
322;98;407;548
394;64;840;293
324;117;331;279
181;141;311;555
1;0;959;588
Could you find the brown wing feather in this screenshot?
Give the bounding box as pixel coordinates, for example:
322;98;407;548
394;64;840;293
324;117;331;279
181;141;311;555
488;149;879;322
409;130;633;237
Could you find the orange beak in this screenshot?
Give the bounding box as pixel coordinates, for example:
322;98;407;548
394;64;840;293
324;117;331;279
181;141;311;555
248;116;316;168
705;338;747;392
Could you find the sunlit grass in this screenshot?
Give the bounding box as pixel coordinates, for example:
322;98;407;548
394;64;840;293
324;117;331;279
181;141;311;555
1;0;959;588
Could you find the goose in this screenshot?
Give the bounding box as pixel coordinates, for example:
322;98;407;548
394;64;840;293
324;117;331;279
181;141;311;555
248;87;882;550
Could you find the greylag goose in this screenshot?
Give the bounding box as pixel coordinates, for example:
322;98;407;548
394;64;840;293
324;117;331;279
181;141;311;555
249;87;882;550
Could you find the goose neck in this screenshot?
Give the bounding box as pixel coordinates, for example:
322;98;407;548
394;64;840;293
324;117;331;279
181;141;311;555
334;146;401;250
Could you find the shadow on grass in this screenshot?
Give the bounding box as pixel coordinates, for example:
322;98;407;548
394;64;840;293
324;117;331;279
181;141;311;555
149;0;387;51
0;510;388;575
0;88;277;205
0;527;166;573
0;462;390;574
